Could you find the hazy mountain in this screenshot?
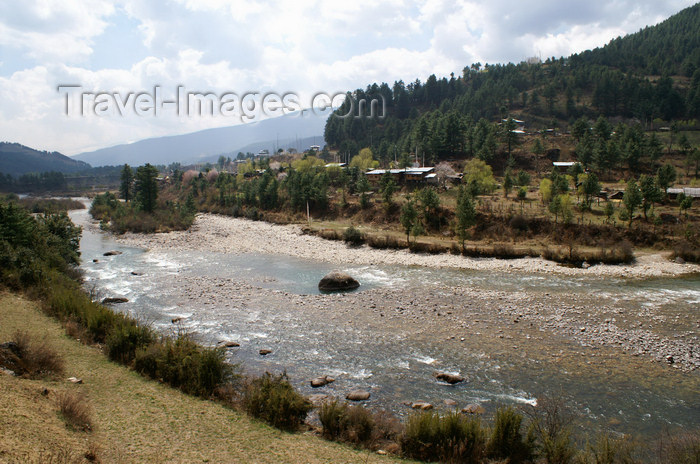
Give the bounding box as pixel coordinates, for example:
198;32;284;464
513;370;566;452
0;142;91;177
73;111;328;167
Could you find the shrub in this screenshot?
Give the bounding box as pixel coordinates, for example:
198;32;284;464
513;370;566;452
673;240;700;263
319;400;377;446
581;433;638;464
401;411;486;463
243;372;312;431
1;330;65;379
134;335;236;398
526;396;576;464
57;391;93;432
486;407;535;463
655;430;700;463
343;226;365;245
105;320;155;365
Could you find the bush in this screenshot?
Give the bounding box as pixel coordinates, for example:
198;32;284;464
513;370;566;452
343;226;365;245
57;391;93;432
134;335;236;398
0;331;65;379
401;411;486;463
243;372;312;431
486;407;535;463
655;430;700;464
580;433;638;464
106;320;155;365
673;240;700;263
319;400;376;446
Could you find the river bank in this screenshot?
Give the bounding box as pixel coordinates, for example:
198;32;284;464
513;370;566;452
114;213;700;279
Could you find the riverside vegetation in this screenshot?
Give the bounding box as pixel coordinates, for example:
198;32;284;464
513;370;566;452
3;181;699;462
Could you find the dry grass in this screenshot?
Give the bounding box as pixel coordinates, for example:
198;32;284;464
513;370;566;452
0;330;65;379
0;291;406;463
57;390;93;432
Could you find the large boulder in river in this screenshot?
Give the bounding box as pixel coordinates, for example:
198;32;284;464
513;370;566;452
310;376;335;388
346;390;370;401
318;271;360;292
435;372;464;384
103;250;122;256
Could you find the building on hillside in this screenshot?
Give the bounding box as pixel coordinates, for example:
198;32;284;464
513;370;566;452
667;187;700;200
309;145;321;151
365;166;436;184
552;161;577;171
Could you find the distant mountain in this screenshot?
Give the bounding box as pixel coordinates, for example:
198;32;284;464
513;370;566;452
0;142;91;177
74;111;328;167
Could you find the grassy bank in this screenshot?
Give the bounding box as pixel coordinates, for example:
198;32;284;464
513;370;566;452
0;291;403;463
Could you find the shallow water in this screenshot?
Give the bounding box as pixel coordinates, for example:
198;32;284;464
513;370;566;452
71;207;700;438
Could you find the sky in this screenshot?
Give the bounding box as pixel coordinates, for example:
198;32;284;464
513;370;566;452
0;0;696;156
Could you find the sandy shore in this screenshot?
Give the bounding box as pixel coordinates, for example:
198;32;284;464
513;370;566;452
114;213;700;279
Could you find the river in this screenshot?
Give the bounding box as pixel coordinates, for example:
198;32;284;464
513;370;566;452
70;205;700;439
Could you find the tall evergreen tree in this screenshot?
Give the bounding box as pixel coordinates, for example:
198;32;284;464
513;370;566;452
119;164;134;202
135;164;159;213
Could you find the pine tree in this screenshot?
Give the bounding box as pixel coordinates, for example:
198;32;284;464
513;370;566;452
119;164;134;202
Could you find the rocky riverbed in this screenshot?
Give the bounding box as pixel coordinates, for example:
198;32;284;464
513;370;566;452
73;210;699;435
114;213;700;279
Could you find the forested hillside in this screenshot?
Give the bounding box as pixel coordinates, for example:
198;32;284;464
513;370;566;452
0;142;90;177
324;4;700;165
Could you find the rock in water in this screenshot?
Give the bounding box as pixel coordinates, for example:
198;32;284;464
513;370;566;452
259;349;272;356
461;404;485;414
102;297;129;304
411;401;433;410
435;372;464;384
318;271;360;292
310;376;335;388
346;390;370;401
103;250;122;256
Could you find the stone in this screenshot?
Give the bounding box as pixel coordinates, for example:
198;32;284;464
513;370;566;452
376;450;388;456
92;259;98;263
102;297;128;304
435;372;464;384
666;355;674;364
411;401;433;410
310;376;335;388
675;256;685;264
103;250;122;256
259;349;272;356
346;390;370;401
308;394;329;406
318;271;360;292
444;399;458;407
67;377;83;384
171;317;183;324
581;261;591;269
461;404;485;414
131;271;141;276
224;341;240;348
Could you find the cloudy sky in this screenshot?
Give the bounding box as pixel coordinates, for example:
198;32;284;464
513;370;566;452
0;0;695;155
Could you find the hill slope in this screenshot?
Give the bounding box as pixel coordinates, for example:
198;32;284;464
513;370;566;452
74;111;328;167
0;142;90;177
324;3;700;162
0;291;401;463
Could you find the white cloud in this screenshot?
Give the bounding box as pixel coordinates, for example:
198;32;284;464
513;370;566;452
0;0;696;155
